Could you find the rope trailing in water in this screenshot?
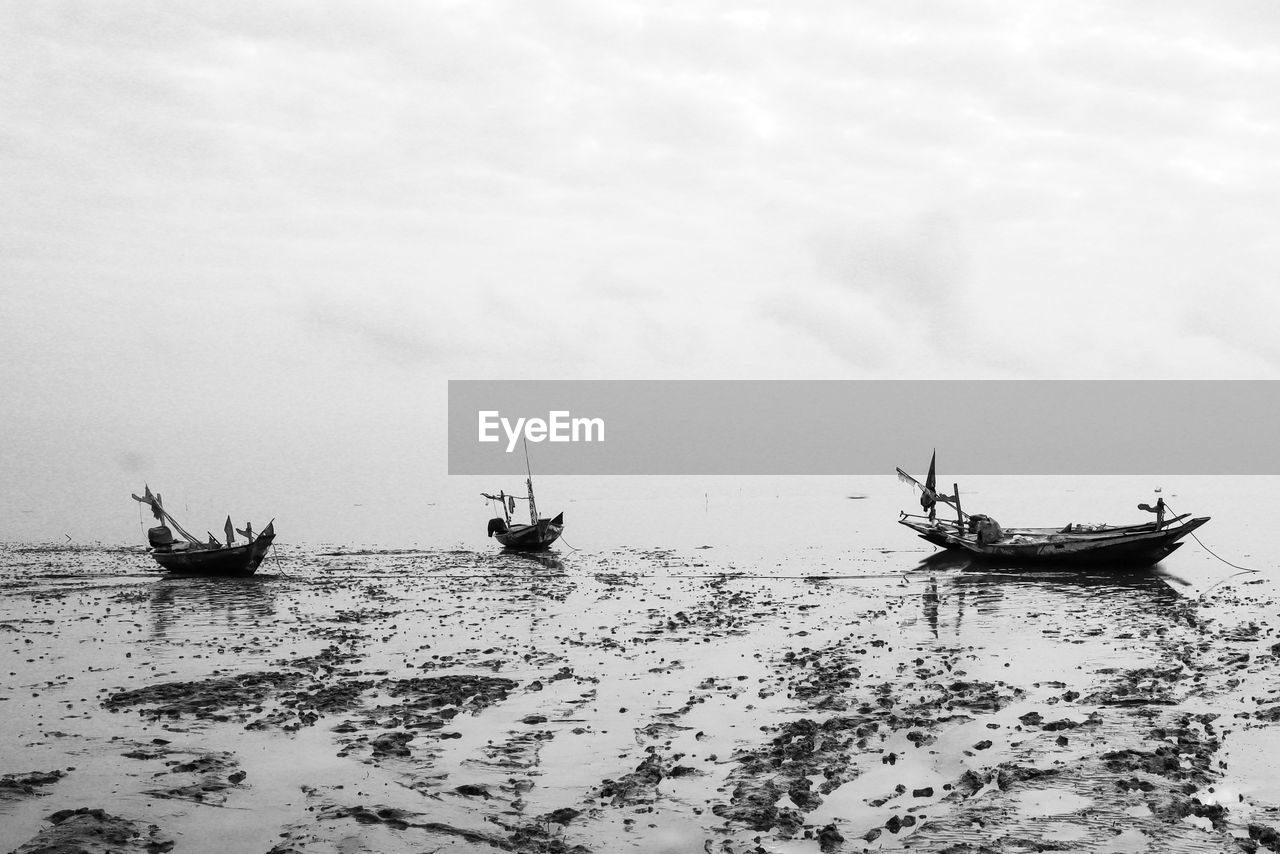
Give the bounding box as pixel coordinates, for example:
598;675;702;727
1198;569;1257;599
1163;501;1260;573
1156;500;1263;599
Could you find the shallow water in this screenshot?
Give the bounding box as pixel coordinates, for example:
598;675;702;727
2;477;1279;852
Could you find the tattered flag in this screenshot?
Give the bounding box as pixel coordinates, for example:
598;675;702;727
920;450;938;514
224;516;235;547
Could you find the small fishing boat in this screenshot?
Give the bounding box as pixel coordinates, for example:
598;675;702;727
896;453;1209;568
482;454;563;552
132;486;276;576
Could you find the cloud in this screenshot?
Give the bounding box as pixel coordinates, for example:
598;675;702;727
115;451;152;475
293;291;455;369
6;0;1280;391
760;287;899;373
1176;284;1280;373
810;212;967;312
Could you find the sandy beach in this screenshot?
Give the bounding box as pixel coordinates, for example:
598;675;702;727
3;529;1280;854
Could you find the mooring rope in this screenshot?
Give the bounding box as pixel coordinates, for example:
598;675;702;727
1163;501;1260;574
1197;569;1259;599
1155;500;1264;599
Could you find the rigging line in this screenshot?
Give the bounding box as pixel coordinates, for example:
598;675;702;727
1164;501;1261;573
1187;530;1259;573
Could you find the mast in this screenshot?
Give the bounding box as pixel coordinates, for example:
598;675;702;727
132;488;202;545
523;436;538;525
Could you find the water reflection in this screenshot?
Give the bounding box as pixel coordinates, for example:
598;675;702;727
922;576;940;637
907;558;1183;643
950;568;1182;604
149;576;278;640
501;550;565;572
911;574;967;638
910;549;1185;599
472;551;579;627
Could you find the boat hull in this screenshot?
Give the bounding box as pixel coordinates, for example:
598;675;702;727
495;514;563;552
150;534;276;576
900;516;1209;569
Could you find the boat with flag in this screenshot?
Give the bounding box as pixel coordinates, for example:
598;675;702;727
132;486;276;576
483;446;563;552
895;452;1209;568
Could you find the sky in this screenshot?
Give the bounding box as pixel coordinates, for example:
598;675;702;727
3;0;1280;543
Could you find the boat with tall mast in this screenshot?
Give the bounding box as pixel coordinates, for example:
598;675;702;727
132;486;276;575
482;441;563;552
896;452;1209;568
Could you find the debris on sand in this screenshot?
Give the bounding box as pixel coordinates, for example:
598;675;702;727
10;541;1280;854
102;671;299;722
597;753;667;805
379;674;518;715
145;750;245;806
10;808;174;854
0;770;66;800
284;799;591;853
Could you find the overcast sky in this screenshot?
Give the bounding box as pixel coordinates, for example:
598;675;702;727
3;1;1279;542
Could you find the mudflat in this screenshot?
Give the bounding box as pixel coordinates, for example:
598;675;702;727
2;543;1279;853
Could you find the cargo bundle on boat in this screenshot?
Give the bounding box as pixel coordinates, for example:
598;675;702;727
132;486;275;576
896;452;1209;568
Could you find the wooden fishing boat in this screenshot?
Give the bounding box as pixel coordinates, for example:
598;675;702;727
132;487;276;576
483;453;563;552
488;512;564;552
896;453;1209;568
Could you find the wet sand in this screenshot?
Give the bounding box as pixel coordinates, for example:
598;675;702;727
3;542;1280;853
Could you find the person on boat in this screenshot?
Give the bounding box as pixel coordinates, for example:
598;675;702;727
968;513;1004;545
1137;497;1167;527
147;525;175;552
